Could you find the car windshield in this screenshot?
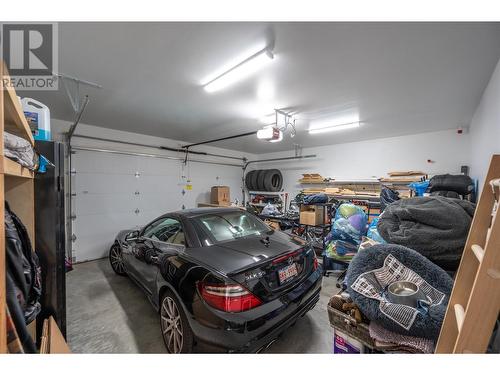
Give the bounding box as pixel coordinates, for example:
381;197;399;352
196;211;270;244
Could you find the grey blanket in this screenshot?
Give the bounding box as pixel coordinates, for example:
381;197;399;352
4;132;37;170
346;244;453;340
377;196;475;270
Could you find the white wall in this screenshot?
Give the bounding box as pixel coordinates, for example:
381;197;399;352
255;129;471;199
468;58;500;190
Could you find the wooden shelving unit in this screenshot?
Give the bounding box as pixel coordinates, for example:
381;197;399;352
0;61;36;353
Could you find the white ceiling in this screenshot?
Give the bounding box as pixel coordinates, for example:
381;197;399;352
26;22;500;153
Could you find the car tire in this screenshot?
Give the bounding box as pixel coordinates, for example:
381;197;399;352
245;170;256;190
256;169;268;191
160;290;194;354
250;170;261;192
263;169;283;192
109;243;127;276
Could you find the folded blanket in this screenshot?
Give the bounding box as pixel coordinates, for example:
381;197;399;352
369;322;435;353
430;190;460;199
429;174;474;196
377;196;475;270
4;132;37;170
373;340;421;353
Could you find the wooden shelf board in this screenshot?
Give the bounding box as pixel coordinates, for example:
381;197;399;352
2;157;34;178
2;64;35;146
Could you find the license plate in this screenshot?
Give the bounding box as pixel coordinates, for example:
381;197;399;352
278;263;298;284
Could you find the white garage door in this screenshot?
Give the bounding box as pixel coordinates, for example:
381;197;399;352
71;148;242;263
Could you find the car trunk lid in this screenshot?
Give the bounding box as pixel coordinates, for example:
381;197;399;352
184;231;315;301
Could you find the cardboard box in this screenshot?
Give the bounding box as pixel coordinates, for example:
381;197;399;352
299;205;325;226
27;319;36;342
264;219;281;231
333;328;365;354
211;186;230;205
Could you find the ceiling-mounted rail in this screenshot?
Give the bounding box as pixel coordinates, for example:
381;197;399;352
71;146;243;168
244;154;316;169
70;134;247;162
181;131;258;149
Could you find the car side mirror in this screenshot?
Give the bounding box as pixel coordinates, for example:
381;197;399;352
126;230;140;241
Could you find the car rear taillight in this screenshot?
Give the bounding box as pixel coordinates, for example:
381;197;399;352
198;282;262;313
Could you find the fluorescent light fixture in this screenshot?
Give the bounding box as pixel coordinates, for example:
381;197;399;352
257;126;282;142
269;130;283;143
203;47;274;93
308;121;360;134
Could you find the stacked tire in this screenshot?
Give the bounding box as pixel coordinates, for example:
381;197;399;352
245;169;283;192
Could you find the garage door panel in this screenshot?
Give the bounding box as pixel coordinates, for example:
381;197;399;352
75;173;140;195
71;149;242;263
75;193;140;216
74;234;115;262
73;211;141;262
138;157;179;175
138;175;181;194
73;150;139;174
74;213;138;240
139;193;181;212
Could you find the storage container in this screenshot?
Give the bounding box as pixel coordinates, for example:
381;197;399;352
328;295;375;349
299;204;325;226
21;97;51;141
333;328;365;354
211;186;230;206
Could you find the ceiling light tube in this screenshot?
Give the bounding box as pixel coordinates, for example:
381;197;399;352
269;130;283;143
257;126;282;142
204;47;274;93
308;121;360;134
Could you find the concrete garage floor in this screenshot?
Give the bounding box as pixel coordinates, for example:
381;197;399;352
66;259;339;353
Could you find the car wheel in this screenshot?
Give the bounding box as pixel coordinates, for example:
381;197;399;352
160;291;194;353
109;243;127;276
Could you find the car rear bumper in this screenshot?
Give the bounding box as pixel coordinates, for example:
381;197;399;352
190;267;323;353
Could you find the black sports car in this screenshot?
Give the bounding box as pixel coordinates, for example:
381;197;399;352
109;207;322;353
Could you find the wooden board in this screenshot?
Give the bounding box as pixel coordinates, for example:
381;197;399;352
40;319;49;354
2;157;34;178
0;61;36;354
0;60;6;354
5;175;35;244
2;62;34;146
48;317;71;353
379;176;425;182
388;170;426;176
299;173;326;184
40;317;71;354
436;154;500;353
0;175;5;353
